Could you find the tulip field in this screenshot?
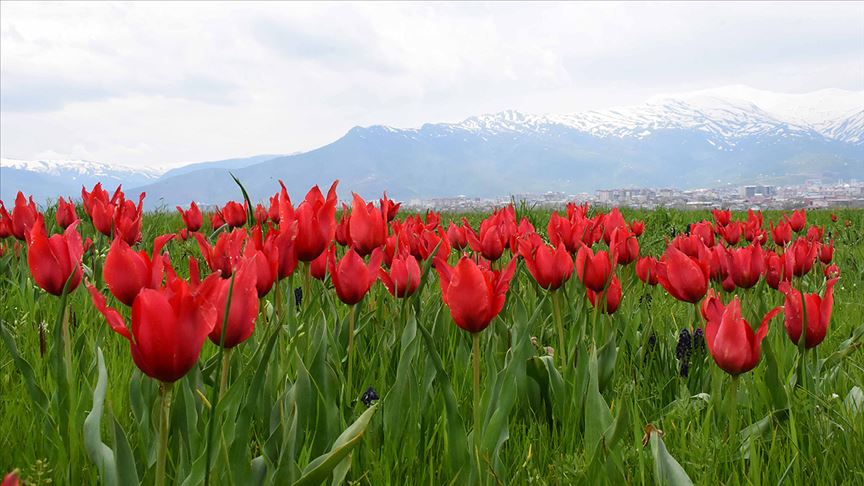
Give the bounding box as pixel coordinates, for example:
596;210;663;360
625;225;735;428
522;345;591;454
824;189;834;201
1;181;863;485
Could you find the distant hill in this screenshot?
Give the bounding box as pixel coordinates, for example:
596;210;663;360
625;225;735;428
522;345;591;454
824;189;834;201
3;86;862;208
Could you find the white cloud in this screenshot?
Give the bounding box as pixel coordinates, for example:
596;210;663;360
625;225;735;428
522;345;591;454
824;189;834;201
1;1;862;168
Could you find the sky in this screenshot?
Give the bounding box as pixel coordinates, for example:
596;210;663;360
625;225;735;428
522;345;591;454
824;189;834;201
1;1;862;169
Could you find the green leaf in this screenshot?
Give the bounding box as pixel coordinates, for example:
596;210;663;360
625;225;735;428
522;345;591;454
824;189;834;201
112;415;140;486
292;404;379;486
597;333;618;394
649;429;694;486
416;320;470;479
584;348;612;459
0;320;50;417
83;347;118;486
230;172;255;227
761;339;788;411
383;315;419;443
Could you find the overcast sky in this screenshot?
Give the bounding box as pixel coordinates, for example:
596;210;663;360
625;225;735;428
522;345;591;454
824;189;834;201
1;1;862;169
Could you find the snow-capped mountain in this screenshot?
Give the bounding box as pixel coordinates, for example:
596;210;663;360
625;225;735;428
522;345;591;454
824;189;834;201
422;85;862;146
1;158;164;203
3;86;862;207
2;158;164;180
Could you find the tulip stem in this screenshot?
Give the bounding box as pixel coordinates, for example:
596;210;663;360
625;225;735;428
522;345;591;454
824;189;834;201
205;273;235;486
155;381;174;486
303;262;312;308
551;290;566;366
472;332;482;455
274;278;283;323
219;348;232;400
346;304;356;404
727;376;739;441
796;293;809;390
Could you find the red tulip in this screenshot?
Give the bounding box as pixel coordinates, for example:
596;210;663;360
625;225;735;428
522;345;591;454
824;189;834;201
467;215;507;261
818;240;834;264
349;193;387;257
209;211;225;231
2;470;19;486
519;237;573;291
630;219;645;237
379;251;421;298
435;256;517;333
328;246;383;305
380;192;401;222
547;211;578;253
601;208;628;245
177;201;203;232
335;204;352;247
763;250;784;290
88;276;217;382
11;192;39;241
700;288;725;324
268;194;281;224
636;256;659;285
721;274;737;292
824;263;840;279
200;256;259;348
787;209;806;233
446;221;469;251
104;234;174;306
705;296;781;375
779;278;837;349
711;209;732;227
656;245;710;304
0;201;12;239
744;209;766;244
194;228;247;278
254;204;268;226
770;220;792;246
90;197;116;237
56;197;78;229
270;219;299;280
575;245;613;293
586;274;622;314
806;225;824;243
548;211;600;252
114;192;145;245
310;246;328;280
609;227;639;265
222;201;247;228
718;221;742;246
82;184;123;237
295;181;338;262
25;217;83;296
383;226;411;267
830;213;837;223
725;243;764;289
410;225;450;263
786;238;818;277
691;221;715;248
246;225;279;297
672;233;706;259
510;217;537;255
81;183;118;217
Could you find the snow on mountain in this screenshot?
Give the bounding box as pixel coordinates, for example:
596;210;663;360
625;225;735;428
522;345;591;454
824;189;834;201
2;85;861;205
0;158;164;202
428;86;863;147
1;158;165;179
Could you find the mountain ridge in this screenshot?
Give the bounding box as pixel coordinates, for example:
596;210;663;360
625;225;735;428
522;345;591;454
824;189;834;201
2;86;862;206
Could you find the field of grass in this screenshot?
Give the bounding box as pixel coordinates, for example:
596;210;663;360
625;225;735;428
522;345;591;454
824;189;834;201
1;202;863;485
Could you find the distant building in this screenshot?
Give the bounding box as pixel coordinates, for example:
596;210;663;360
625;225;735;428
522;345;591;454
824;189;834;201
741;185;775;198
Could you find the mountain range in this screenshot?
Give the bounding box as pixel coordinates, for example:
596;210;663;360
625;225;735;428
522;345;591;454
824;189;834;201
2;85;862;209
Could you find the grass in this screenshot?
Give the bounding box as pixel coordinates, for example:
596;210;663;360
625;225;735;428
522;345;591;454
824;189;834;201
1;205;863;485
